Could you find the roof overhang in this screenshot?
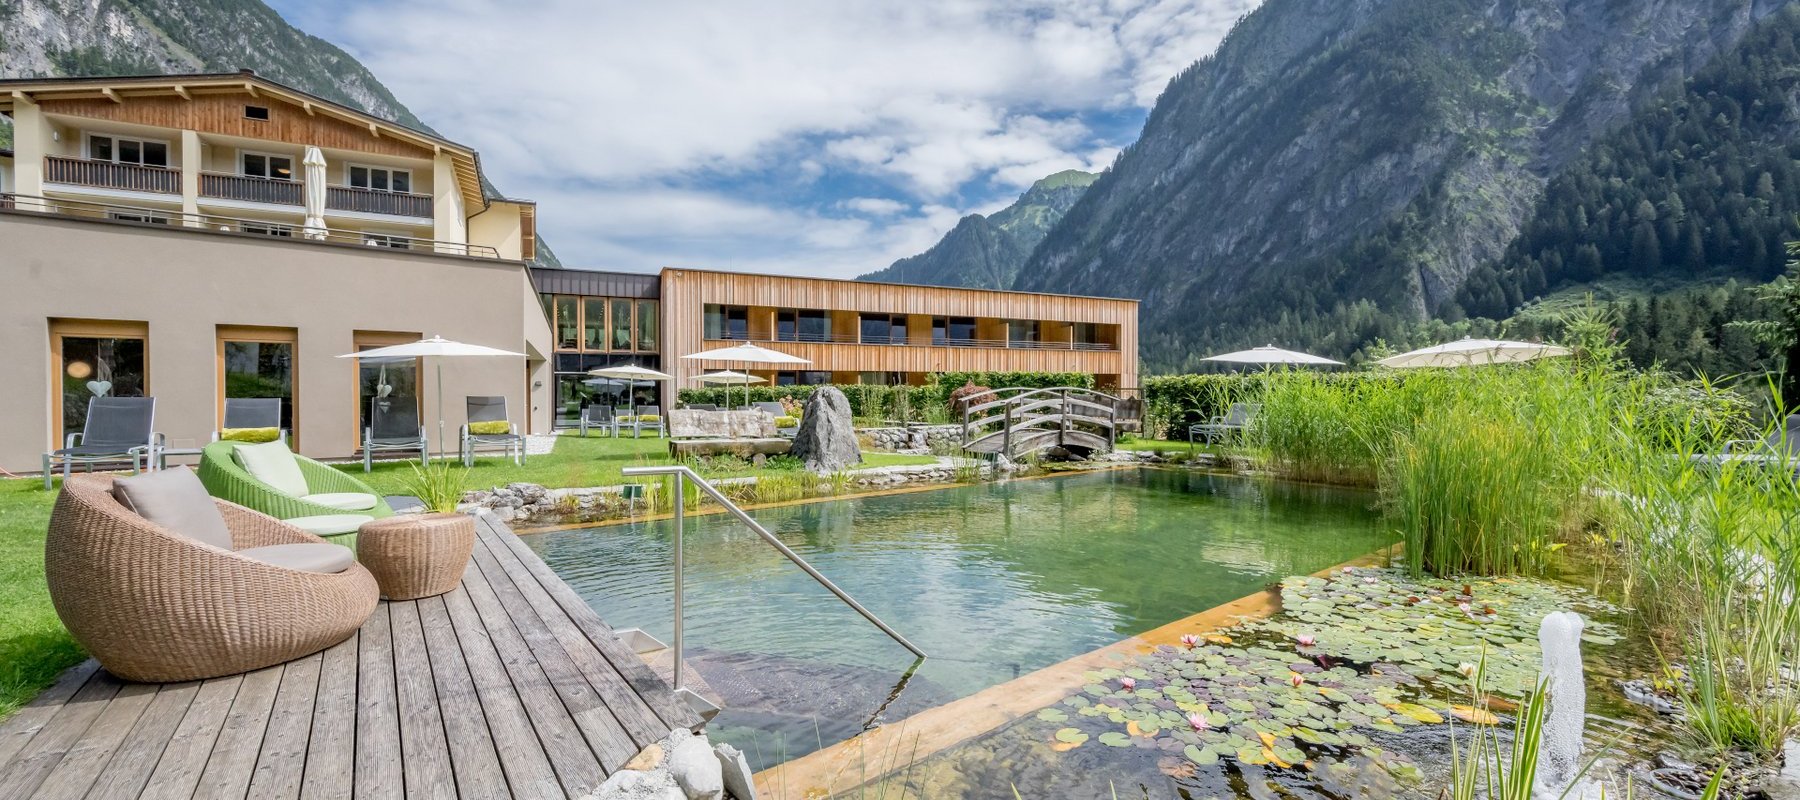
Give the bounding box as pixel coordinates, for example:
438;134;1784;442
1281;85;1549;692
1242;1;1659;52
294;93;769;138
0;72;485;212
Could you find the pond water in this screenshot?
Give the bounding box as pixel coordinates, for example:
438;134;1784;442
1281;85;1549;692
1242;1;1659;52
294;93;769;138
527;468;1392;769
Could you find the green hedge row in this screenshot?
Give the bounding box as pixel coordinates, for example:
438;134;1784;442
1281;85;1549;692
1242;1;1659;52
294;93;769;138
677;371;1095;424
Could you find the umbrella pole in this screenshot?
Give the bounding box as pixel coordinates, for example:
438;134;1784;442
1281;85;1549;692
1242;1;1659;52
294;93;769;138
436;360;446;461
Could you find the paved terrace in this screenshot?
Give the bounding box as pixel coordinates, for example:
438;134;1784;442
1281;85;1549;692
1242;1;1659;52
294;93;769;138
0;515;701;799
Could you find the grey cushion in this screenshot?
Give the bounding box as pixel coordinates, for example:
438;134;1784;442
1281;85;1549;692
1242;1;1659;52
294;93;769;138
112;468;234;551
238;543;355;574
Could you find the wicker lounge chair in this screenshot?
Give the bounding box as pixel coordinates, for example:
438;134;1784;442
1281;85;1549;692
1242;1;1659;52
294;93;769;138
45;473;379;682
42;396;159;490
215;397;288;444
1189;402;1261;445
364;397;429;472
460;396;526;466
197;440;394;547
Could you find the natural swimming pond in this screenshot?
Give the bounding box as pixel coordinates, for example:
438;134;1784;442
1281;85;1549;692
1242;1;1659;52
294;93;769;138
527;468;1391;770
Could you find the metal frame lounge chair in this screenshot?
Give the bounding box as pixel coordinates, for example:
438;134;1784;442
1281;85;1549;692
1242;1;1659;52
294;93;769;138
196;440;395;548
753;402;787;417
46;472;378;682
579;405;620;437
1189;402;1261;445
632;405;666;439
363;397;429;472
461;395;526;466
1719;414;1800;475
42;396;159;489
214;397;288;444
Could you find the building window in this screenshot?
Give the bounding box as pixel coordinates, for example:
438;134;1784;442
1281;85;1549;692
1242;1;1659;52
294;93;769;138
88;135;169;168
636;300;659;352
244;105;271;121
776;371;832;386
859;372;904;386
107;211;169;225
362;233;412;249
1007;319;1041;346
220;327;297;445
241;152;295;181
933;316;976;346
356;332;421;450
1073;322;1105;349
348;164;412;194
239;222;294;238
704;304;749;340
778;309;830;342
610;299;634;350
859;313;907;345
583;297;607;350
50;320;148;447
554;296;579;350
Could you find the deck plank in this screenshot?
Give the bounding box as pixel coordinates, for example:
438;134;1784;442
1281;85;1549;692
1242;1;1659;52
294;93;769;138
389;601;456;800
298;634;358;800
479;516;702;731
137;675;244;800
459;551;606;798
441;578;566;800
355;604;403;800
0;662;102;774
80;682;202;800
0;669;124;800
191;664;283;800
19;681;156;800
245;651;322;800
416;595;510;799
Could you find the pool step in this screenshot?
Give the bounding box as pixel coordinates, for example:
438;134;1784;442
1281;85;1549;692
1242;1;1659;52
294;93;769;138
617;628;725;722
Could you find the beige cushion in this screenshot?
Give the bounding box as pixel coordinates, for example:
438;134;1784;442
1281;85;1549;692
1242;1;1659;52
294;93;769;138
302;492;380;511
289;514;374;536
232;440;310;498
238;543;355;574
112;468;234;551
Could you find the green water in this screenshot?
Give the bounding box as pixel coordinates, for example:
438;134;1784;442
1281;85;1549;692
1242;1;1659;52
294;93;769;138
528;468;1389;767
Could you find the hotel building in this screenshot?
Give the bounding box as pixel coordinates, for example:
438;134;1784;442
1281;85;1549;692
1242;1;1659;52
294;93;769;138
0;71;1137;475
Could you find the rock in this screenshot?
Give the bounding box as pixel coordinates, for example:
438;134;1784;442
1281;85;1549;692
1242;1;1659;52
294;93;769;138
665;729;723;800
790;387;861;473
715;743;757;800
623;742;665;772
588;768;686;800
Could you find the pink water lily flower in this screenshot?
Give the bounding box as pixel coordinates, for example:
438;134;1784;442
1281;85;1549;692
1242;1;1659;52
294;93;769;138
1120;677;1137;691
1289;672;1305;689
1188;713;1210;731
1180;634;1201;649
1363;576;1378;585
1297;634;1317;647
1458;601;1473;614
1341;566;1355;575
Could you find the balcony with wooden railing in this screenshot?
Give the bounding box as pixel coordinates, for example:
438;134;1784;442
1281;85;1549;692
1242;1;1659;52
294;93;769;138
43;156;179;195
325;185;433;218
199;172;304;206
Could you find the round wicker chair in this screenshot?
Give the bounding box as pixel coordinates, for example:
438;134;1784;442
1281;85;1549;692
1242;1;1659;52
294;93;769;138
45;474;380;683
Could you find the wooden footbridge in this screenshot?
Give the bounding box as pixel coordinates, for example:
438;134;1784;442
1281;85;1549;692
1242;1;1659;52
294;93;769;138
960;387;1120;460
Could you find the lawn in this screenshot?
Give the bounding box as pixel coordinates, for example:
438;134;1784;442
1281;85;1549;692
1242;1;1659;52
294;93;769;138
0;435;937;716
1115;433;1225;454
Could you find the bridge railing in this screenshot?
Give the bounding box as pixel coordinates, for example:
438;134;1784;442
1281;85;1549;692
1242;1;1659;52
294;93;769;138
960;386;1120;458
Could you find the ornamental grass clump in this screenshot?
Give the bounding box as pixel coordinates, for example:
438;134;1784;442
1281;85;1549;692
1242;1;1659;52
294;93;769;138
399;460;470;514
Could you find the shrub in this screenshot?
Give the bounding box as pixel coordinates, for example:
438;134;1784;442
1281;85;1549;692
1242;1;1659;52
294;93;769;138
947;380;991;417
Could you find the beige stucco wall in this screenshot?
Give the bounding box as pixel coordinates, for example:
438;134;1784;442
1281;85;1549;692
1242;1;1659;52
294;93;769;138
468;202;526;261
0;211;552;473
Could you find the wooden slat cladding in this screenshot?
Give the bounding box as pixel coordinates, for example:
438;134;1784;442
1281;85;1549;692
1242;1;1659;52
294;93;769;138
40;95;432;160
662;269;1140;388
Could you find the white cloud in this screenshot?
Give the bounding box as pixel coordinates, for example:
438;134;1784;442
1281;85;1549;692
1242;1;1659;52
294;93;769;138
289;0;1260;277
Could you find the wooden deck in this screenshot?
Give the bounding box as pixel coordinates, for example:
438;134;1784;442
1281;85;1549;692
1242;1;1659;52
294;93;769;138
0;513;701;800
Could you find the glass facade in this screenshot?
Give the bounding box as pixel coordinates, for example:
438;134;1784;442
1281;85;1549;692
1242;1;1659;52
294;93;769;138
57;335;147;440
222;339;295;437
550;353;663;428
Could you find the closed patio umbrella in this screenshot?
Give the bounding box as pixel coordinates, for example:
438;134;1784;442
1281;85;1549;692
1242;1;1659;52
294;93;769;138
302;146;327;241
1202;345;1342;367
696;369;766;410
1377;338;1572;369
337;335;525;459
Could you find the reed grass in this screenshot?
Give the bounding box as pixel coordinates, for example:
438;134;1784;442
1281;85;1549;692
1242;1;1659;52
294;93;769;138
397;460;470;514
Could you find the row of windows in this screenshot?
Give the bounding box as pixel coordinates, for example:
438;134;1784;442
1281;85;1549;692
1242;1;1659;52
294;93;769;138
100;211;418;247
701;305;1108;347
543;295;659;353
86;134;415;194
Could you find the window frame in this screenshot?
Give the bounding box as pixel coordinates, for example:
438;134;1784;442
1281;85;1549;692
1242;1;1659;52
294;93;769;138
239;150;297;182
48;318;150;451
239;222;295;238
361;232;414;250
86;133;171;168
346;163;414;194
107;211;170;225
217;325;299;448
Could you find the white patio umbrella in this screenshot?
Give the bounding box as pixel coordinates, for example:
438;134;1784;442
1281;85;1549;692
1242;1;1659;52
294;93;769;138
696;369;766;410
1202;344;1343;367
301;146;327;241
336;335;525;458
1377;338;1572;369
587;363;672;415
681;342;810;410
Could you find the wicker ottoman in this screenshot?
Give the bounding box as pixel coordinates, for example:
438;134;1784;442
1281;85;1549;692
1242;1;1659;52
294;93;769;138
356;513;476;600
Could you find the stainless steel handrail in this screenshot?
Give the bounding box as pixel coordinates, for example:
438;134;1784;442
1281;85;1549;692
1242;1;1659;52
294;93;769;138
620;465;927;691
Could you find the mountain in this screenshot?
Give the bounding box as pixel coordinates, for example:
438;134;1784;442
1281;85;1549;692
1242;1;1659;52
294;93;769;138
858;169;1096;289
0;0;559;265
1015;0;1792;371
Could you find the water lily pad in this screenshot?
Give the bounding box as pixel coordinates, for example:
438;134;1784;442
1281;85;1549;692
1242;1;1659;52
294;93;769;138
1097;732;1132;747
1037;708;1069;722
1184;743;1219;766
1054;727;1089;744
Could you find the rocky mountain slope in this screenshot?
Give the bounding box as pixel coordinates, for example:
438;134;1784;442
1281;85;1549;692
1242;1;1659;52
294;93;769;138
858;169;1096;289
0;0;558;264
1013;0;1791;371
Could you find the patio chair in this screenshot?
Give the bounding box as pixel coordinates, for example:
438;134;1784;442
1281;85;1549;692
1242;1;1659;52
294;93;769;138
364;397;429;472
687;403;718;412
197;439;394;548
461;395;526;466
42;396;159;490
45;471;378;682
1189;402;1262;445
753;402;787;417
633;405;666;439
214;397;288;445
1719;414;1800;473
580;405;619;437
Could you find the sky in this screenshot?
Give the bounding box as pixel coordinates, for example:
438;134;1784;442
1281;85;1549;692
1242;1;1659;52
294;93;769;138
269;0;1260;278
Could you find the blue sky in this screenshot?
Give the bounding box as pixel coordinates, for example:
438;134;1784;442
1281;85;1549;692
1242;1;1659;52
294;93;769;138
269;0;1259;278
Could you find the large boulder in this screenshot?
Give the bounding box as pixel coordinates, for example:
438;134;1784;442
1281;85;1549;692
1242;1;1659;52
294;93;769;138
790;387;861;473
